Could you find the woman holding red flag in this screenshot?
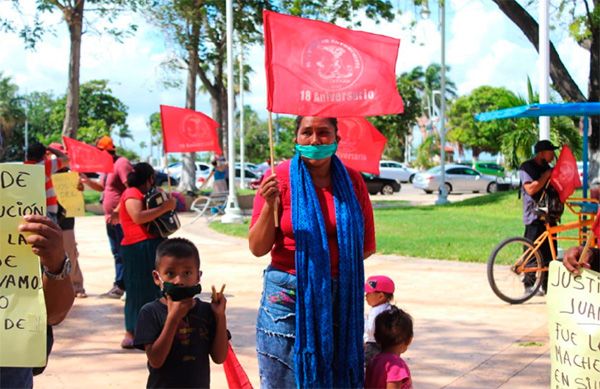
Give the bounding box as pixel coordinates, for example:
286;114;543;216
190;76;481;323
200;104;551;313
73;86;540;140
249;116;376;388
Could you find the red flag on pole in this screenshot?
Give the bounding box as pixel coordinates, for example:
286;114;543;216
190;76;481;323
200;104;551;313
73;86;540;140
263;10;404;117
337;118;387;175
223;343;253;389
160;105;222;154
550;145;581;203
63;136;114;173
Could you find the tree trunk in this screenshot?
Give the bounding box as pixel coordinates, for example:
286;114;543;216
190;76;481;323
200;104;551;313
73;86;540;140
178;16;201;194
588;17;600;183
61;0;84;139
492;0;600;185
491;0;586;103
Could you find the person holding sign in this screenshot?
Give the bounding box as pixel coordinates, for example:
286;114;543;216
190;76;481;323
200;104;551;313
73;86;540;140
24;142;70;223
0;215;75;388
81;135;132;299
118;163;177;349
249;116;376;388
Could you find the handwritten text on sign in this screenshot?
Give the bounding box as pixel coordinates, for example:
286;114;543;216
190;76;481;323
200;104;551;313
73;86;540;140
52;172;85;217
547;261;600;388
0;164;47;367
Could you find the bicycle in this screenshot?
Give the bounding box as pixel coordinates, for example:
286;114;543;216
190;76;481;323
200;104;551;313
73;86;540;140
487;198;598;304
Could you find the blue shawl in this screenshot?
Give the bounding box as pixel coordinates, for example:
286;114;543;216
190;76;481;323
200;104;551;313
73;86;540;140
290;154;365;388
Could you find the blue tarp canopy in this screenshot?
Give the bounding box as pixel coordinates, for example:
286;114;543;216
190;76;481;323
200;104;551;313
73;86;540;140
475;102;600;197
475;102;600;121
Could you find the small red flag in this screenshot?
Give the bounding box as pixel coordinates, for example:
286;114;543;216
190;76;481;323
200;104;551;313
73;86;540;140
63;136;114;173
223;343;253;389
550;145;581;203
264;10;404;117
337;118;387;175
160;105;222;154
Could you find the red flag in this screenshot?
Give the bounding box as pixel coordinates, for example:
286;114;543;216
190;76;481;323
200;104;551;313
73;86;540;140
160;105;222;154
63;136;114;173
264;10;404;117
223;343;253;389
550;145;581;203
337;118;387;174
593;209;600;247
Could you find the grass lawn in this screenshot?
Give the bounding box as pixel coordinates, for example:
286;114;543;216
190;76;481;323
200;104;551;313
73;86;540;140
209;190;586;263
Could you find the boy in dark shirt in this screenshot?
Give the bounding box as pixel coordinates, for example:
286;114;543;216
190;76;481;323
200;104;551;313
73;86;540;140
134;238;228;388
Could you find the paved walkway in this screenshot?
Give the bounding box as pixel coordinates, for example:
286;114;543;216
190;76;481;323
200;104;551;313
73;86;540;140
36;213;550;388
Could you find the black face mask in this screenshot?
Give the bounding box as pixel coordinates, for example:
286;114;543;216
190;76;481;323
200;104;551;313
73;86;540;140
161;282;202;301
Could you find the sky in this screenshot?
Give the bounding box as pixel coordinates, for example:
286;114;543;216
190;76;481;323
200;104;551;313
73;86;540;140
0;0;590;161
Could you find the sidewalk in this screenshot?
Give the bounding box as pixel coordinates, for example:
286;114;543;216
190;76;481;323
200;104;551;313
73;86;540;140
36;213;550;388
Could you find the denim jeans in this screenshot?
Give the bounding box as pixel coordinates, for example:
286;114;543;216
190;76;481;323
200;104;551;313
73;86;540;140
256;267;340;389
256;267;297;389
106;223;125;290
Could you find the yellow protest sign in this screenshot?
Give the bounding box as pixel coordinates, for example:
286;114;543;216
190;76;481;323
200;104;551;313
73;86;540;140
51;171;85;217
0;164;47;367
547;260;600;388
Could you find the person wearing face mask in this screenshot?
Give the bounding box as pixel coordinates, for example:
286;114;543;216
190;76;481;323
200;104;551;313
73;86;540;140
249;116;376;388
134;238;228;388
118;162;177;349
519;139;559;295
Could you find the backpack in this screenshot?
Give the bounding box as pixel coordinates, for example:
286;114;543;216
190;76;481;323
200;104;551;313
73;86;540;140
534;183;564;223
144;188;181;238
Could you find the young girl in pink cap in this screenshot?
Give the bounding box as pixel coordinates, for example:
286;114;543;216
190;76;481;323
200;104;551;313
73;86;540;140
364;275;395;366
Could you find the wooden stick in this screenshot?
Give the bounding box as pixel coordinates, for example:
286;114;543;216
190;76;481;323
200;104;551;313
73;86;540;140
579;225;596;265
267;111;279;227
164;154;172;194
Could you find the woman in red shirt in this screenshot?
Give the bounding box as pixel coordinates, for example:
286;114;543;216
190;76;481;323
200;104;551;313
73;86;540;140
249;116;376;388
119;162;176;348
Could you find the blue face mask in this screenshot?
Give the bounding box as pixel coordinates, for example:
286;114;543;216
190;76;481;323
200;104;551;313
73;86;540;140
295;143;338;160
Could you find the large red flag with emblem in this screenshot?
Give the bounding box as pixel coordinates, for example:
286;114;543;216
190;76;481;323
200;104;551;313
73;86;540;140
63;136;114;173
550;145;581;203
160;105;222;154
264;10;404;117
337;118;386;174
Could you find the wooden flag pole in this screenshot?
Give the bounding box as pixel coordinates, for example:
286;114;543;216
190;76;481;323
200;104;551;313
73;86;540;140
164;153;172;194
267;111;279;227
579;215;597;265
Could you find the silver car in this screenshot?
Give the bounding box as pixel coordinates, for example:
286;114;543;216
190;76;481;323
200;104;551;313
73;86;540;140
412;164;498;194
379;160;419;183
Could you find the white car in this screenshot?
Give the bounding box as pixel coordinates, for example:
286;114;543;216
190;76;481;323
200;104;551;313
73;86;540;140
413;164;498;194
379;160;419;183
165;161;212;182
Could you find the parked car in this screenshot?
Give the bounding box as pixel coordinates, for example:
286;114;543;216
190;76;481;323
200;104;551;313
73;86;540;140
412;164;498;194
379;160;419;183
235;162;259;173
155;171;179;187
361;173;401;195
235;167;261;187
473;161;504;178
165;161;212;182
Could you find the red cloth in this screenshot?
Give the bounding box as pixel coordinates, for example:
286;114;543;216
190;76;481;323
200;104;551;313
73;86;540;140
550;145;581;203
100;157;133;223
263;10;404;117
365;352;412;389
63;136;114;173
223;343;253;389
593;208;600;247
160;105;222;154
250;160;376;277
337;118;387;175
119;187;156;246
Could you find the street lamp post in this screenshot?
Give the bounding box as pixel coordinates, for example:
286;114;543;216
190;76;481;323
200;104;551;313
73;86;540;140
435;1;448;205
239;50;246;190
222;0;243;224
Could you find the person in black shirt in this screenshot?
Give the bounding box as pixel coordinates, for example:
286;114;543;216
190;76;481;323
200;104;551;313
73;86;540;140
519;139;558;293
134;238;228;388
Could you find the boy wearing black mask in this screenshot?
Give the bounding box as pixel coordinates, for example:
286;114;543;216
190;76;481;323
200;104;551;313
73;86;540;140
134;238;228;388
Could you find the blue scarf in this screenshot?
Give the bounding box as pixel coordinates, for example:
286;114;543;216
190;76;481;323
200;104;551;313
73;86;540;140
291;154;365;388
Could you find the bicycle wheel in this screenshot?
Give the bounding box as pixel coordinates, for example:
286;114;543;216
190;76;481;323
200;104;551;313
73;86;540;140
487;237;543;304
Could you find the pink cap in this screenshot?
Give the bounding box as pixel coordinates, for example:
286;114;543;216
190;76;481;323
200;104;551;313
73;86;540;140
365;275;395;294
